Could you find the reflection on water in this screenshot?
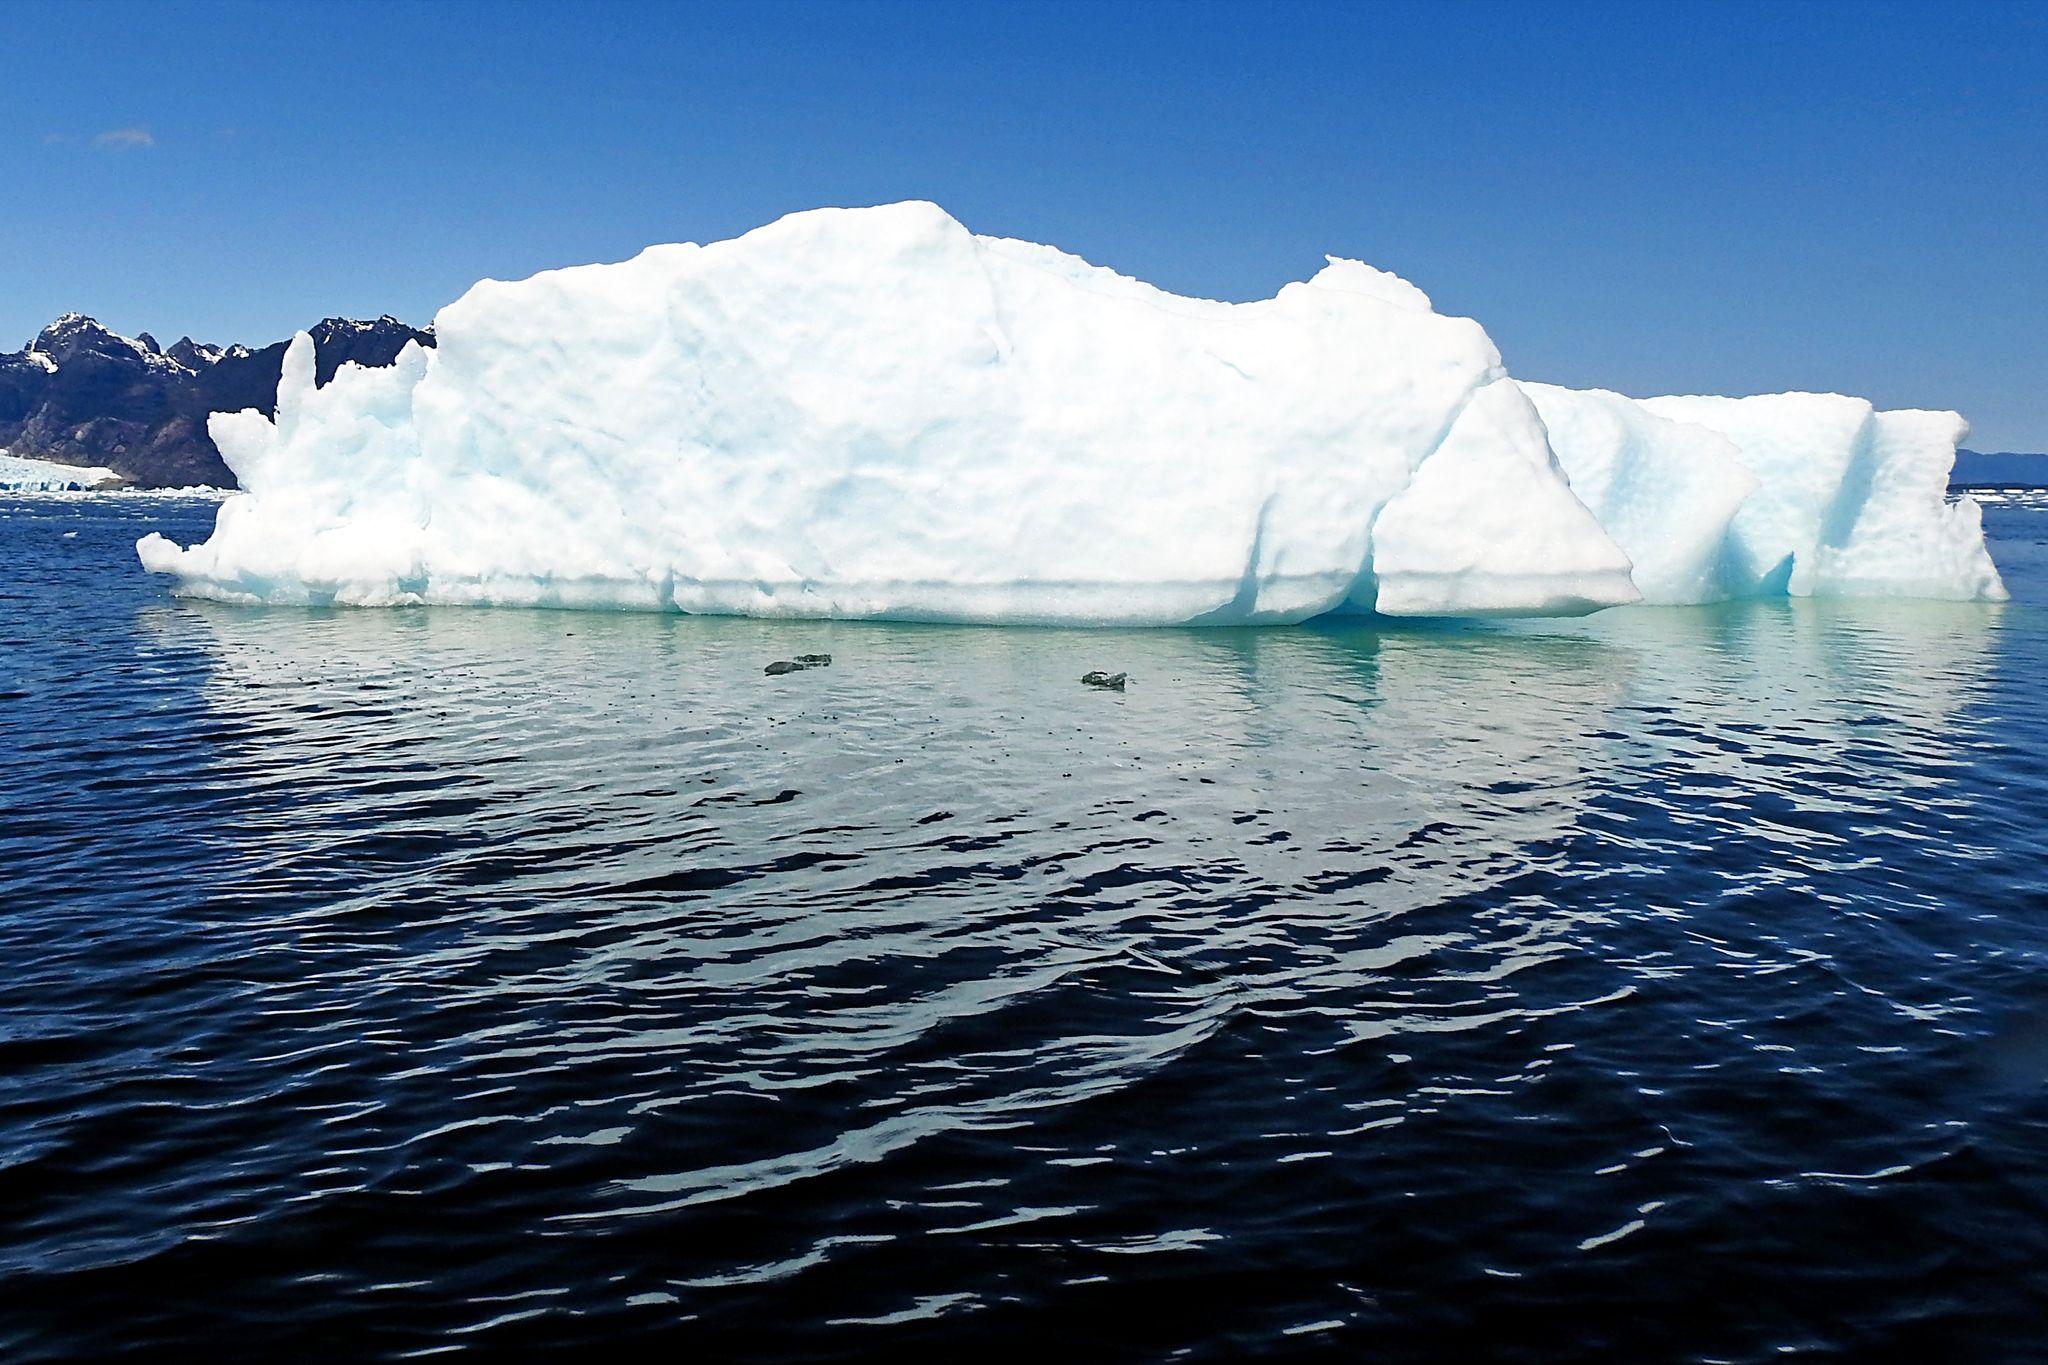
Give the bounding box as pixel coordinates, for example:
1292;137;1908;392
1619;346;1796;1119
2;496;2046;1361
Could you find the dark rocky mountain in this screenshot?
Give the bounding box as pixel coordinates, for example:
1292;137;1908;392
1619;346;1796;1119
0;313;434;488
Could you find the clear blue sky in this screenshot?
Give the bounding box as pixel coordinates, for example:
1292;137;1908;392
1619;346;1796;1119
5;0;2044;449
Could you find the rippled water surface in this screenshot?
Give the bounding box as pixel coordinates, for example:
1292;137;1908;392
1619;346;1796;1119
5;494;2048;1361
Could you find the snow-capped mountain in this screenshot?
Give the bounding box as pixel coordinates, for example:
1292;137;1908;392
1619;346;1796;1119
0;313;433;488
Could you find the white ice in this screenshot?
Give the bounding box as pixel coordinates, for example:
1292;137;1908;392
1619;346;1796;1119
1636;393;2005;602
137;201;2003;622
1519;384;1760;605
0;451;118;491
1527;386;2004;606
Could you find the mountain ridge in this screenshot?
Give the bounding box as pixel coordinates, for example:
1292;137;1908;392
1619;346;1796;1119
1953;449;2048;487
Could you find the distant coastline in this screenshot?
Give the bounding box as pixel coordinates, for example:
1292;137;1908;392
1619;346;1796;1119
1952;449;2048;488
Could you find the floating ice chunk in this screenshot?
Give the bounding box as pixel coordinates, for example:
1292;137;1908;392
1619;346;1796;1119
138;201;1636;622
1523;386;2006;606
1302;257;1435;312
142;336;435;604
1641;393;2006;602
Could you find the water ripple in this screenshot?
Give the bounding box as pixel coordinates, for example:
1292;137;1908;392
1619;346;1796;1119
2;495;2047;1359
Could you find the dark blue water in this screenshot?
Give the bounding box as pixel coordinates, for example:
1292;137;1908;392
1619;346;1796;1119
4;493;2047;1362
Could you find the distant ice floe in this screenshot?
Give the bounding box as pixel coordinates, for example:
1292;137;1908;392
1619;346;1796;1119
0;451;119;492
1964;487;2048;510
2;449;228;500
138;202;2005;622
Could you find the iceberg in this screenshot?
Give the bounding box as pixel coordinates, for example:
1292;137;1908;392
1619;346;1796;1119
137;201;2002;622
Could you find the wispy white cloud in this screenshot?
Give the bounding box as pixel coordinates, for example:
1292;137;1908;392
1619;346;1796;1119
42;132;71;145
92;126;156;151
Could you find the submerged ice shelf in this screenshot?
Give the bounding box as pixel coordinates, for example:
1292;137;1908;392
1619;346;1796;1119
138;202;2005;623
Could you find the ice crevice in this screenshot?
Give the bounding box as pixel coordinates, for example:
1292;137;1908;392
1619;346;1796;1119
137;201;2006;623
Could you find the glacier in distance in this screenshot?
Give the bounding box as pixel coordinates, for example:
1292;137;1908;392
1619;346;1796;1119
137;202;2006;623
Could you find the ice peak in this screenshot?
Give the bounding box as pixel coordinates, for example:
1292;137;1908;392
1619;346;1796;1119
745;200;972;256
1306;257;1433;312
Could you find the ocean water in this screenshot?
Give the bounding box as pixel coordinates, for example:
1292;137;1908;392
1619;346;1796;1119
3;493;2046;1362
